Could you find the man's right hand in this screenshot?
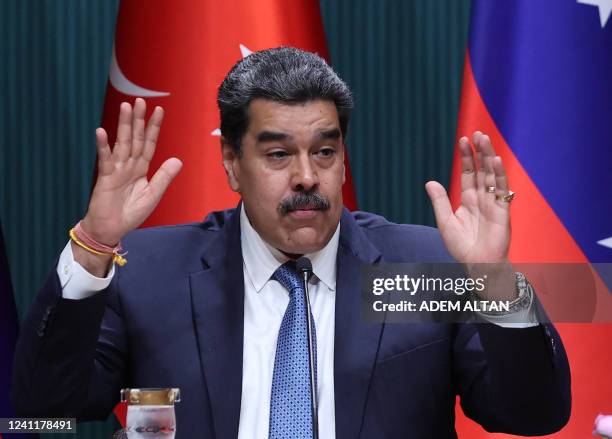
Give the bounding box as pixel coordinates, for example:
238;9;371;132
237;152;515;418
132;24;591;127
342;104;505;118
73;98;183;277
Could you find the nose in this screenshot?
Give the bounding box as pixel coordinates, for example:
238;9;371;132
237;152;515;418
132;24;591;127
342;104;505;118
290;152;319;192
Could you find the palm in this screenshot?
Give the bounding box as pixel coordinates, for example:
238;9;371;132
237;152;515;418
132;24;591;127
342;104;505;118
83;99;182;245
425;132;511;265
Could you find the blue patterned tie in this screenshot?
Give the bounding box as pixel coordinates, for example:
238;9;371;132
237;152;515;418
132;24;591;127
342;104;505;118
269;261;317;439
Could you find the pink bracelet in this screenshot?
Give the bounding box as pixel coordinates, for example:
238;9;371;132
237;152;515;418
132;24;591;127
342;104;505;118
74;221;124;254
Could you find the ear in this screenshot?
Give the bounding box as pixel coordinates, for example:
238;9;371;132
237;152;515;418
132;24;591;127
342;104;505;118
221;138;241;192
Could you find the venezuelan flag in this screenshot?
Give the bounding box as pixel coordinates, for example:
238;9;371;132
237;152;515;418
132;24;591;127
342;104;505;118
451;1;612;437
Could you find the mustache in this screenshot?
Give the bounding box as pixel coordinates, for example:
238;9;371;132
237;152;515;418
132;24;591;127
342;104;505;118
278;192;331;215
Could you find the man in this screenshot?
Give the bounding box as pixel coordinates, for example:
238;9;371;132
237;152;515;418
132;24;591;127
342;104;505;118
12;47;570;438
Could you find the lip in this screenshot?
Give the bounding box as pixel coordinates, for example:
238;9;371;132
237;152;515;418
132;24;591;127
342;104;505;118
288;209;319;219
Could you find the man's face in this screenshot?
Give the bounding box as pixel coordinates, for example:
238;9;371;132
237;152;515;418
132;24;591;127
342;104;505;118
222;99;345;256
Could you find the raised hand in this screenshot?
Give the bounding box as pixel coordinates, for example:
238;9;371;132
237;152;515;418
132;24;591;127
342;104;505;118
74;98;182;275
425;132;516;300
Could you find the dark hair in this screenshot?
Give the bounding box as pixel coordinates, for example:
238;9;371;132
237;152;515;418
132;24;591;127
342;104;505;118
217;46;353;154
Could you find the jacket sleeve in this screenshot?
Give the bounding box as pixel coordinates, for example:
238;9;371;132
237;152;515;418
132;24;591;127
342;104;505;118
453;321;571;436
11;265;127;421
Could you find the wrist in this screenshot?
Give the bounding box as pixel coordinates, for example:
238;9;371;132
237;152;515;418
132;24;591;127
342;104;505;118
70;220;128;268
470;262;517;301
81;217;121;247
70;241;113;278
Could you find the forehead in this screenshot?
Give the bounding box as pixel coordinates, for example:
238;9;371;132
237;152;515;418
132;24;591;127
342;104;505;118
246;99;340;136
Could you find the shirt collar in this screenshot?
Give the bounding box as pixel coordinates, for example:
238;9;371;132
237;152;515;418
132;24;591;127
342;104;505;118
240;204;339;293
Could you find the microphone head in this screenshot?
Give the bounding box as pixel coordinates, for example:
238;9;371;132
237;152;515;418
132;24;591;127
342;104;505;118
296;256;313;274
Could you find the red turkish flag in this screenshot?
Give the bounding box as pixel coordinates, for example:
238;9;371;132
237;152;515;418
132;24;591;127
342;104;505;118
101;0;357;231
102;0;357;426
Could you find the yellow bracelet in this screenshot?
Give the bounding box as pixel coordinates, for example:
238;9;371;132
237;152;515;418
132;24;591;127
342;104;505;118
69;228;127;266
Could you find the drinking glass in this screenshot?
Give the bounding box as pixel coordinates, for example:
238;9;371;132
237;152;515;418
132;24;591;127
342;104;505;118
120;388;181;439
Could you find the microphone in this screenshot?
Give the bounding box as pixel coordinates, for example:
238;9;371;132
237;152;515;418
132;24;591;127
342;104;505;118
296;257;318;439
296;256;312;278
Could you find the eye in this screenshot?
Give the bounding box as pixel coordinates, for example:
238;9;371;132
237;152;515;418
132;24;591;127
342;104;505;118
267;150;289;160
317;147;336;157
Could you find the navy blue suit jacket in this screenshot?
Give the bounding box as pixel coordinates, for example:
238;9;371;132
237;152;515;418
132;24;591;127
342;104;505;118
12;208;570;438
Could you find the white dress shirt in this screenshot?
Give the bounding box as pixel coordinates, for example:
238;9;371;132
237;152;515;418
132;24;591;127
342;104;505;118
56;207;536;438
237;206;338;438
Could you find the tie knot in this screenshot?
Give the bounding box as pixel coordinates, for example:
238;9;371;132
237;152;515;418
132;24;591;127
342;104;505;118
272;261;303;294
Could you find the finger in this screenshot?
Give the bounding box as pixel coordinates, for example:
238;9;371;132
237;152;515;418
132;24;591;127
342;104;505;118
143;106;164;162
457;137;480;214
477;134;498;200
479;132;499;157
148;157;183;201
131;98;147;158
476;133;496;172
492;156;512;213
472;132;486;192
458;136;477;193
114;102;132;162
493;156;510;195
425;181;453;230
95;128;114;176
483;156;497;201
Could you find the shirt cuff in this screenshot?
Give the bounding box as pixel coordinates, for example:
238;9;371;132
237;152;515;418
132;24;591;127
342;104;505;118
56;241;115;300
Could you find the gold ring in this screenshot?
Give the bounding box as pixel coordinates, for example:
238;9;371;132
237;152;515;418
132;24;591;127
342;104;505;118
495;191;515;203
486;186;496;193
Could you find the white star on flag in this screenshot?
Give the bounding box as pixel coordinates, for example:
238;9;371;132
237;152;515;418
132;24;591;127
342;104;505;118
240;44;254;58
598;237;612;249
577;0;612;27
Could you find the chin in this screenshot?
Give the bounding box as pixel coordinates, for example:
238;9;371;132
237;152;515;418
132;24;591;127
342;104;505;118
281;228;328;255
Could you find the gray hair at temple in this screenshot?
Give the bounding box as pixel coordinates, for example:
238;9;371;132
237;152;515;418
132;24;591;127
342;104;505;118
217;46;354;154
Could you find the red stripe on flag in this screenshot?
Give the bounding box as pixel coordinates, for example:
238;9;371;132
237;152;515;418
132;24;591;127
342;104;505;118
452;52;612;438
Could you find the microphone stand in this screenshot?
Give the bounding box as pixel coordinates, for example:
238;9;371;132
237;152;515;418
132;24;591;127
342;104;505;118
297;257;318;439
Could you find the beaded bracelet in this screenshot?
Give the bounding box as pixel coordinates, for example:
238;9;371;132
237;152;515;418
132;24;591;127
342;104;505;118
69;221;127;266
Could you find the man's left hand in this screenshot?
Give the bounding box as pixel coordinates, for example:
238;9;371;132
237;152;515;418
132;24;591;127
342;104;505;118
425;131;517;301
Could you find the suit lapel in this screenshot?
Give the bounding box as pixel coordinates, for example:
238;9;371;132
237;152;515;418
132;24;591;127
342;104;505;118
334;210;384;439
190;208;244;439
189;207;385;439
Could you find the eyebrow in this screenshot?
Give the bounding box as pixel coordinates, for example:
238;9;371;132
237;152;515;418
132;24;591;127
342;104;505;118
255;128;341;144
316;128;341;141
256;131;290;143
